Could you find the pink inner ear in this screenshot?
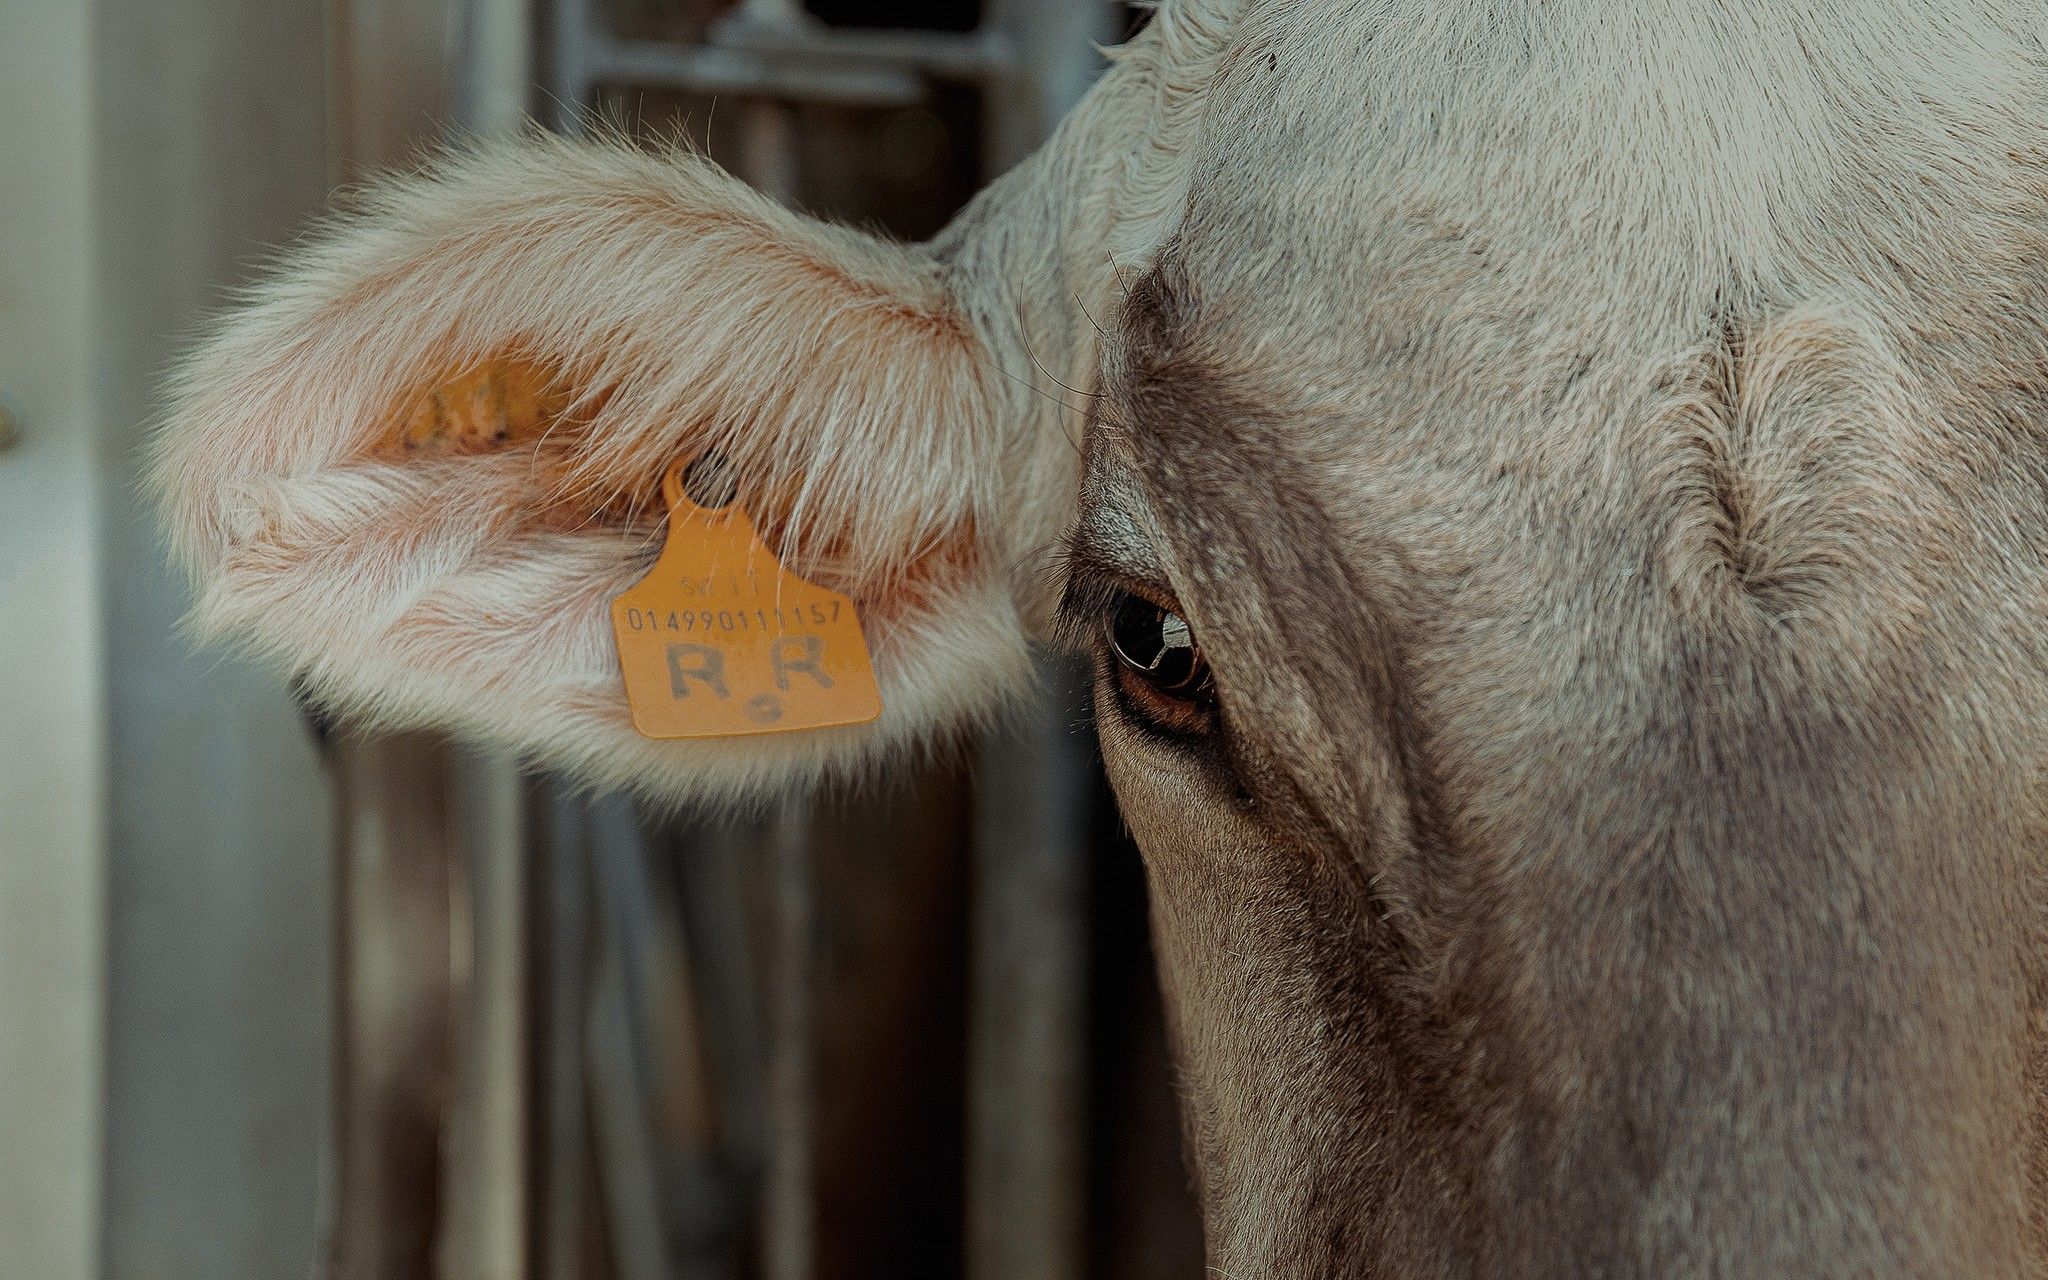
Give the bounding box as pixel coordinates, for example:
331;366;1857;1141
384;355;574;455
372;354;653;530
367;352;986;622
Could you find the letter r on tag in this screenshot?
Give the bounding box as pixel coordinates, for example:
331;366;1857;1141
771;634;834;692
666;643;730;699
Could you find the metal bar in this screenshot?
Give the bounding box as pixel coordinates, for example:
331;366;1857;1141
327;733;455;1280
761;803;818;1280
586;793;746;1280
451;0;534;133
324;8;466;1278
544;0;597;133
705;23;1014;83
586;40;926;108
964;661;1097;1280
624;816;751;1278
440;11;540;1280
673;821;770;1180
439;751;535;1280
537;785;593;1280
561;13;1016;116
980;0;1116;168
585;799;678;1280
725;95;821;1280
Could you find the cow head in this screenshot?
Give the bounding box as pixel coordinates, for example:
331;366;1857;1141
154;2;2048;1275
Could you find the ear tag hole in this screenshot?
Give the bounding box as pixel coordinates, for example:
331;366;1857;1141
673;453;739;511
611;457;883;740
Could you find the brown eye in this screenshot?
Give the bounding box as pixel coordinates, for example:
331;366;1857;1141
1106;594;1215;733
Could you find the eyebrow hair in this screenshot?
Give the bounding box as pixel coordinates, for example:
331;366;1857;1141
1051;254;1220;644
1051;426;1181;637
1075;481;1169;579
1052;515;1174;651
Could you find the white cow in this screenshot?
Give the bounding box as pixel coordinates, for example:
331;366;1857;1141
155;3;2048;1274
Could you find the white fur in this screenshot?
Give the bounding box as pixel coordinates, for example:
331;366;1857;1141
149;6;1240;804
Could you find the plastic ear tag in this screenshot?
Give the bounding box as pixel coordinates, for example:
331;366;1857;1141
611;461;882;739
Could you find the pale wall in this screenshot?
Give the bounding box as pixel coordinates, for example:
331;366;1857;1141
3;2;341;1278
92;1;339;1276
0;2;107;1278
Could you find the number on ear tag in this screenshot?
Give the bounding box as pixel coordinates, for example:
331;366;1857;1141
611;461;883;739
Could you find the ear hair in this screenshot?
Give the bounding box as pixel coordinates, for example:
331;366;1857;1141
148;133;1034;804
155;132;1000;598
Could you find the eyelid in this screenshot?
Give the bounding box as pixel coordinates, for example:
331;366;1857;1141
1053;535;1183;640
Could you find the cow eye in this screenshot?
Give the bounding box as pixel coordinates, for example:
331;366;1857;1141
1105;594;1215;735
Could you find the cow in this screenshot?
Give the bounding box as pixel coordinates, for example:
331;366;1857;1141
151;1;2048;1275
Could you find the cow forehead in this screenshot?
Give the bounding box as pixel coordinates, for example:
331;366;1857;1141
1143;15;1703;469
1157;0;2043;353
1109;0;2048;529
1087;0;2048;841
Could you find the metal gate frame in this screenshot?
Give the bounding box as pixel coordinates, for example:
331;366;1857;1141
324;4;1118;1279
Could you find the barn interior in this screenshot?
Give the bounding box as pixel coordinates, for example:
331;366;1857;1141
0;2;1201;1278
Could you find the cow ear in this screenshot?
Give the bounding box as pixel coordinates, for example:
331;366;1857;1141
151;136;1035;803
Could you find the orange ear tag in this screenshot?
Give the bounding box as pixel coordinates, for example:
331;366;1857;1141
611;461;882;739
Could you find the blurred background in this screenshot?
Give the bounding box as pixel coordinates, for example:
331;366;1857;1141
0;2;1202;1278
